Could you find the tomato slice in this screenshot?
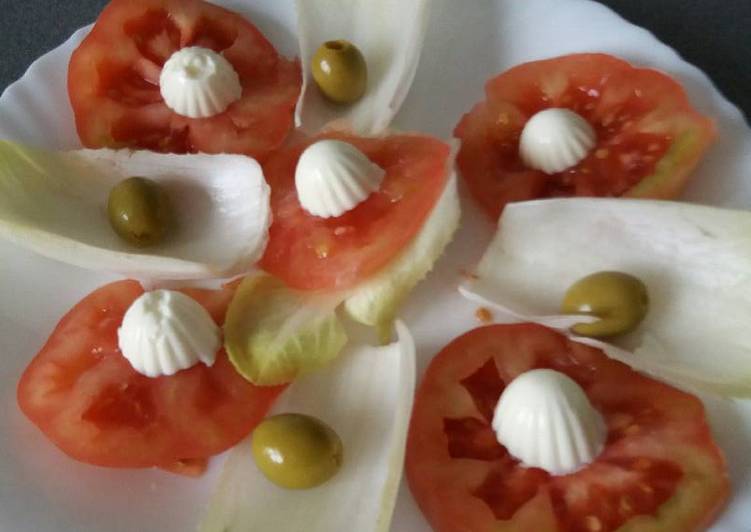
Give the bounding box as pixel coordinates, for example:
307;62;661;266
454;54;715;219
406;324;728;532
259;133;451;291
17;280;284;470
68;0;301;160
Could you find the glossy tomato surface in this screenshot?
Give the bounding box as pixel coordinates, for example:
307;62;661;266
68;0;301;160
406;324;728;532
260;133;450;291
454;54;715;220
17;280;284;471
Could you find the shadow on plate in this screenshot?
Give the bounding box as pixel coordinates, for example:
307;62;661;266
395;0;505;138
702;396;751;493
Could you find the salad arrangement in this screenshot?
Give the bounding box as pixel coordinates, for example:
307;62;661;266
407;324;728;531
68;0;301;159
454;53;715;219
2;0;751;531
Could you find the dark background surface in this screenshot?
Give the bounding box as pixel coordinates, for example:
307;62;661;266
0;0;749;121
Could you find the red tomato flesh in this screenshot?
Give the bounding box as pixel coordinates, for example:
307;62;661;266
454;54;715;219
260;133;451;291
406;324;728;532
17;280;284;471
68;0;301;160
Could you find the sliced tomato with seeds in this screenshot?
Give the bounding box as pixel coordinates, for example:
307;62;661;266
406;324;728;532
259;133;451;291
17;280;284;472
68;0;301;160
454;54;715;219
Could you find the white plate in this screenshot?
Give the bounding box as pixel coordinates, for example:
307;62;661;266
1;1;750;531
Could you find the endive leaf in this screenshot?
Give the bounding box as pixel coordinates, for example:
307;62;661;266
345;171;460;331
224;274;348;385
294;0;430;135
459;198;751;397
200;321;416;532
0;141;270;282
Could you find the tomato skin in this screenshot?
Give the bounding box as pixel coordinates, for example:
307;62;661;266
406;324;728;532
454;54;715;220
260;133;451;291
17;280;284;471
68;0;301;160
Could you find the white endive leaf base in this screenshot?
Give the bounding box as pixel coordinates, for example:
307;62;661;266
460;198;751;397
0;142;270;282
200;322;416;532
295;0;429;135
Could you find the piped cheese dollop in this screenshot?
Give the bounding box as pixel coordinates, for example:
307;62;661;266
160;47;242;119
118;290;221;378
295;140;385;218
492;369;606;475
519;108;596;174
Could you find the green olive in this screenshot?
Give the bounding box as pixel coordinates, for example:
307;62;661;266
561;271;649;338
311;39;367;104
251;413;343;489
107;177;171;247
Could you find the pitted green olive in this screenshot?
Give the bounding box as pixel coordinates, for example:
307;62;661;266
251;413;343;489
107;177;171;247
561;271;649;338
311;40;367;104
